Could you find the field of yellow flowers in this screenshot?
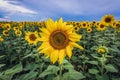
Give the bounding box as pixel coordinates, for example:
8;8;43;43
0;14;120;80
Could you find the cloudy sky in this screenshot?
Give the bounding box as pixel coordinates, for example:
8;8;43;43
0;0;120;21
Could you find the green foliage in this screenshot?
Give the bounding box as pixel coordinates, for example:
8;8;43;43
0;22;120;80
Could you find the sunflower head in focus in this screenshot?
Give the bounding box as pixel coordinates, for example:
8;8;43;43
101;14;115;26
25;31;39;45
38;18;84;64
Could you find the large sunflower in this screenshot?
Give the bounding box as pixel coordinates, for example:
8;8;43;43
25;31;39;45
38;18;84;64
101;14;114;26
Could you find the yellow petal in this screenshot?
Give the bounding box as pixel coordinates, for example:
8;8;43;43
66;45;73;58
37;42;50;50
40;28;50;35
70;42;84;50
57;18;63;30
58;17;63;24
46;18;55;32
50;50;59;64
65;25;74;33
59;49;66;64
38;46;53;56
69;33;82;42
38;37;48;41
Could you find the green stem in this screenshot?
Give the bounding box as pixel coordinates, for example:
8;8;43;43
101;54;105;76
59;64;62;80
101;60;104;76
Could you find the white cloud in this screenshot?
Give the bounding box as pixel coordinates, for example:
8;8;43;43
0;15;10;21
0;0;37;14
35;0;120;15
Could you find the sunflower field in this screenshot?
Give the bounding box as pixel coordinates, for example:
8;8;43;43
0;14;120;80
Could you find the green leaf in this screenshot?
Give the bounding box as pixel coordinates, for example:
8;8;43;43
112;78;120;80
5;63;23;75
87;61;98;65
89;69;99;74
62;59;74;70
19;71;38;80
39;65;59;78
63;70;85;80
109;46;120;53
0;55;5;59
90;46;98;50
96;74;109;80
0;64;5;68
105;64;118;72
22;52;33;59
90;54;100;59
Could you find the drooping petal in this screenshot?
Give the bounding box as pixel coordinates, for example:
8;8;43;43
69;33;82;42
66;45;73;58
38;46;53;56
70;42;84;50
58;49;66;64
37;42;50;50
50;50;59;64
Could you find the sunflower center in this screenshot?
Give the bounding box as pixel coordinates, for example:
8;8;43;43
29;34;37;41
105;17;111;23
83;23;86;26
49;30;69;49
100;24;104;28
17;32;20;34
75;27;78;30
5;31;8;34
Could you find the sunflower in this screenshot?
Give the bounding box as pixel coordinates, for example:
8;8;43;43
25;31;39;45
97;46;108;54
91;21;97;27
74;26;80;32
112;21;120;28
101;14;115;26
15;30;22;36
2;30;9;36
13;27;20;31
81;21;88;28
0;36;3;42
19;25;23;30
38;18;84;64
0;24;3;29
4;23;11;30
96;23;106;31
87;28;92;33
95;22;100;27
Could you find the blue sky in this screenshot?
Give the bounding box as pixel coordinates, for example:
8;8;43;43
0;0;120;21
